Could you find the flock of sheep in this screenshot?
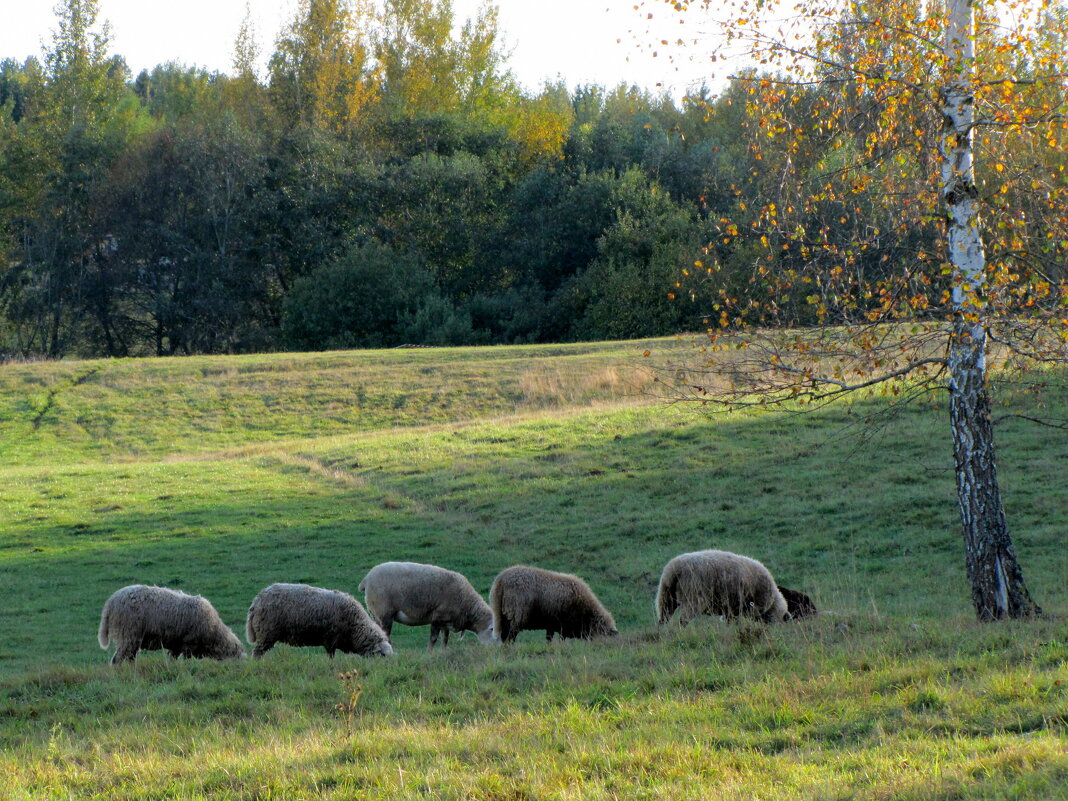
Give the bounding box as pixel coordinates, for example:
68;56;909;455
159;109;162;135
97;550;817;665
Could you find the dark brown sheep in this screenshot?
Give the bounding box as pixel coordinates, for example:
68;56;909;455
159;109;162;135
777;585;818;619
490;565;618;643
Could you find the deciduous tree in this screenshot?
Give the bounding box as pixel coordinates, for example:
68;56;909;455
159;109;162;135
658;0;1068;619
0;0;131;356
269;0;378;131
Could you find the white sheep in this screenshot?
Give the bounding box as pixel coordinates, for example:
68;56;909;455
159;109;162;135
656;550;790;625
245;583;393;658
98;584;246;665
359;561;496;650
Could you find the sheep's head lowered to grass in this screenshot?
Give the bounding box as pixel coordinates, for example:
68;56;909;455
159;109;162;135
246;583;393;658
657;550;790;626
359;561;497;650
99;584;246;665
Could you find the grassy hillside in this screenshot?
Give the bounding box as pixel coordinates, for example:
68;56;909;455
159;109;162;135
0;341;660;466
1;341;1066;799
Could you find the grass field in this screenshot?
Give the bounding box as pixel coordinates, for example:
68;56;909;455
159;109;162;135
1;339;1066;799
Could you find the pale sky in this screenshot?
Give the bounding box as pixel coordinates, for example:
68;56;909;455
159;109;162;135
2;0;718;99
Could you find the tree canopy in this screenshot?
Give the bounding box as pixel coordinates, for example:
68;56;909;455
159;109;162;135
0;0;734;356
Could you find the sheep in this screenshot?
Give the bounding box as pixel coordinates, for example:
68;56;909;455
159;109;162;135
490;565;618;643
98;584;246;665
656;550;790;625
777;585;818;619
245;583;393;658
358;561;496;650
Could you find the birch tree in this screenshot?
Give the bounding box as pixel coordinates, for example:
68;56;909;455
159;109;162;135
269;0;378;131
658;0;1068;619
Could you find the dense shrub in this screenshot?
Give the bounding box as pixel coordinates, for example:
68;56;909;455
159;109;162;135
282;241;449;349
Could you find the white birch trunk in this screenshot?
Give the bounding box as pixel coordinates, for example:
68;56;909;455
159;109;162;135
942;0;1039;619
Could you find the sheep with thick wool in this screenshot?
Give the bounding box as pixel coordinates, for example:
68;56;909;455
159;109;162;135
656;550;790;625
359;561;496;650
98;584;246;665
245;583;393;658
490;565;618;643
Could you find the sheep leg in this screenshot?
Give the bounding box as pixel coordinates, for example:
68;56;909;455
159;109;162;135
442;629;450;647
428;624;440;650
379;614;395;642
497;617;514;643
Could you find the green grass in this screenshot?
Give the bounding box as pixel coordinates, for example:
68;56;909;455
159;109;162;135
1;339;1066;799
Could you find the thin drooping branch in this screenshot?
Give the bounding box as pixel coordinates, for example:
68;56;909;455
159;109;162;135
660;322;950;408
670;356;946;403
992;413;1068;429
728;30;933;94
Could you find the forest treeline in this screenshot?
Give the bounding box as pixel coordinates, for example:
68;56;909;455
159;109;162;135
0;0;732;357
6;0;1053;358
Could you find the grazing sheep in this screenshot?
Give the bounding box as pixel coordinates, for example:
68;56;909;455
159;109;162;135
98;584;246;665
777;585;818;619
490;565;618;643
359;561;496;650
245;583;393;658
656;550;790;625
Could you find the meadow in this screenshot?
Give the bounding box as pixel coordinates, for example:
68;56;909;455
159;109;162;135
1;339;1066;799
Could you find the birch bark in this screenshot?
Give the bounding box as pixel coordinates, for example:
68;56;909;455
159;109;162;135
942;0;1040;619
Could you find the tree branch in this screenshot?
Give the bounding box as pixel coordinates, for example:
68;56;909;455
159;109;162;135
992;413;1068;429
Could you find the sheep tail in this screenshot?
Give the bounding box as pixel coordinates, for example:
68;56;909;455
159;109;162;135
655;572;677;625
98;600;111;649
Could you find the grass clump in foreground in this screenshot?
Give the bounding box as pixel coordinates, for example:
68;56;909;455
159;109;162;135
1;340;1066;799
